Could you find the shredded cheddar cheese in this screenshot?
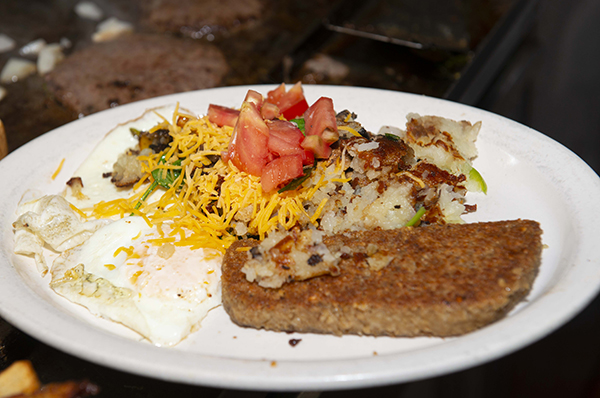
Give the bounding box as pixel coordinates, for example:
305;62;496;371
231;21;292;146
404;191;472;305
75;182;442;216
398;171;426;188
130;270;143;284
114;245;138;258
85;108;346;253
338;125;362;137
68;202;88;219
52;158;65;180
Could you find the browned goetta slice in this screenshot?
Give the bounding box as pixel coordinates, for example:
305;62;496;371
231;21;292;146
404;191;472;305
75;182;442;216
221;220;543;337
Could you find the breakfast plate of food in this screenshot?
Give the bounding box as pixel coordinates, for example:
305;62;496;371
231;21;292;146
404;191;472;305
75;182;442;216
0;84;599;391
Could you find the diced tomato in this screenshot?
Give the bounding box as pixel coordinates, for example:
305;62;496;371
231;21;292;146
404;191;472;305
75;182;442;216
278;82;304;110
225;101;270;176
244;90;263;109
208;104;240;127
282;98;309;120
303;149;315;166
301;135;332;159
261;102;281;120
304;97;338;143
267;120;304;155
266;82;309;120
267;136;302;158
261;155;304;193
321;128;340;145
266;120;315;165
266;83;286;105
224;86;338;186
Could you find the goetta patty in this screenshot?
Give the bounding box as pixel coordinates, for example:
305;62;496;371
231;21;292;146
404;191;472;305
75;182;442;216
221;220;543;337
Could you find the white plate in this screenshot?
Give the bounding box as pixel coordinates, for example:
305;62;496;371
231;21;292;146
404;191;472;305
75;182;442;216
1;85;599;391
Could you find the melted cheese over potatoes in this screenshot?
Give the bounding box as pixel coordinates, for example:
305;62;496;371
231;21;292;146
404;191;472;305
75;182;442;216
50;216;222;347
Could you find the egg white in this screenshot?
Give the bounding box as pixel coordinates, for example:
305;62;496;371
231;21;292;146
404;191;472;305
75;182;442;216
34;104;226;347
63;104;180;210
13;195;110;274
50;216;222;346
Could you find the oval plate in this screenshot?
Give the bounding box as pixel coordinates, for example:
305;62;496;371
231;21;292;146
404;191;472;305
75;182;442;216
1;85;599;391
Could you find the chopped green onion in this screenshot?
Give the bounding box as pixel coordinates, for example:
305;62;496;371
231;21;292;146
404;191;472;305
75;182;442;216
405;206;426;227
133;154;183;212
133;180;158;211
468;167;487;194
278;161;316;193
290;118;305;134
151;155;183;189
384;133;400;141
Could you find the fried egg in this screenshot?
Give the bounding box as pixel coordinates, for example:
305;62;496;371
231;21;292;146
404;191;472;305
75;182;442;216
15;105;225;346
13;195;110;274
50;216;222;346
63;104;178;209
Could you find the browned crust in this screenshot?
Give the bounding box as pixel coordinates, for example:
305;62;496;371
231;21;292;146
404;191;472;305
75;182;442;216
221;220;543;337
343;135;414;172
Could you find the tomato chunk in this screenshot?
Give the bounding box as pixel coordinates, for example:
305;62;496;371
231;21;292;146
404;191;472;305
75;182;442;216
267;120;304;155
302;149;315;166
224;86;339;188
261;155;304;193
304;97;338;143
266;83;285;104
208;104;239;127
225;101;270;176
266;82;309;120
266;120;315;165
282;98;309;120
244;90;263;109
301;135;332;159
261;102;281;120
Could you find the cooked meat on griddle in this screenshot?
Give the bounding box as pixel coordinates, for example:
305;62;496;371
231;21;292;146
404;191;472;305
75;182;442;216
45;34;229;115
301;53;350;84
222;220;543;337
140;0;264;37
